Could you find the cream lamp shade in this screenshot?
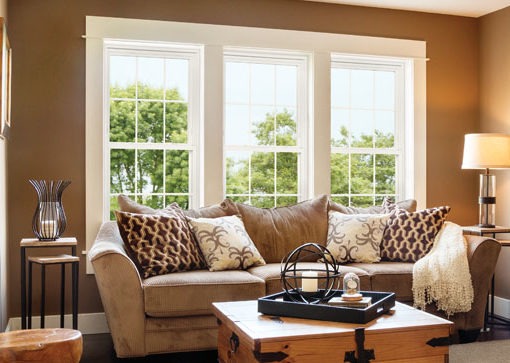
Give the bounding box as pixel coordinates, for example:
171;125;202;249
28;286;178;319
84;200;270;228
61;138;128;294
461;133;510;227
462;133;510;169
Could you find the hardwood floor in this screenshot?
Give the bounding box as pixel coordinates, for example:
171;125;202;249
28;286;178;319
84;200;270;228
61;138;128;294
81;322;510;362
81;333;217;362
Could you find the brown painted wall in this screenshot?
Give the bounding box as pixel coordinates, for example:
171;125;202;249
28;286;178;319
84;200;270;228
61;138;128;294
6;0;479;318
480;6;510;299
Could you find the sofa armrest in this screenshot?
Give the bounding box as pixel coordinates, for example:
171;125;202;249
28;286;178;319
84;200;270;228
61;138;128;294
456;235;501;332
88;221;146;358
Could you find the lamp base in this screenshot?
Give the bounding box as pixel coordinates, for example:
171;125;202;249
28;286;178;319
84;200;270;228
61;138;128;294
477;223;496;228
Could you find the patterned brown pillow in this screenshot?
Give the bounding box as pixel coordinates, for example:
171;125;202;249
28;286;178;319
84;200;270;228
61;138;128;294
380;206;451;262
115;209;206;278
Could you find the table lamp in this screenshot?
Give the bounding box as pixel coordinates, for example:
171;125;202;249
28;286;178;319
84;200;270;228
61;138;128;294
462;133;510;227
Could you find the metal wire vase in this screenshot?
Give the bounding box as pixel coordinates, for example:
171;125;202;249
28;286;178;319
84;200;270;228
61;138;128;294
29;179;71;241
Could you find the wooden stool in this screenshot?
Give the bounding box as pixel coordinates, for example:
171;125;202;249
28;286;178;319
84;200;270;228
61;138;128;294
28;255;79;329
0;328;82;363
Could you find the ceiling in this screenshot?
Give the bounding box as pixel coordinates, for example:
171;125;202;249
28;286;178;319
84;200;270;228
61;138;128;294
304;0;510;17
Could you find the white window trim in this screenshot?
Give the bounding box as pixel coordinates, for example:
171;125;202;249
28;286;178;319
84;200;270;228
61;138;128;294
223;49;310;204
330;54;410;203
86;16;426;273
103;42;201;221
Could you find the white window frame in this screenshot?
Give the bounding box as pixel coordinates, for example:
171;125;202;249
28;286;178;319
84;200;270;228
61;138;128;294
86;16;426;273
223;49;309;205
103;41;201;221
330;55;410;204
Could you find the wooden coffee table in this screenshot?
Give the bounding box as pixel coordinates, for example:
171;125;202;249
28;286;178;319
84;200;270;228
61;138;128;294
213;300;453;363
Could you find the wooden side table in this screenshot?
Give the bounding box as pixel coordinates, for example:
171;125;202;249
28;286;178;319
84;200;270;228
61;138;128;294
20;238;79;330
0;328;82;363
462;226;510;328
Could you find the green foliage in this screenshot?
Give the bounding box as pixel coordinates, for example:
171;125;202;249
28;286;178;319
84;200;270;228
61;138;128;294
109;83;397;214
109;84;189;213
330;126;396;207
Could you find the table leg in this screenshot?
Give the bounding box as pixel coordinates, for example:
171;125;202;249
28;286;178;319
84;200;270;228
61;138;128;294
28;261;32;329
60;263;65;328
72;261;78;329
41;265;45;329
20;247;26;329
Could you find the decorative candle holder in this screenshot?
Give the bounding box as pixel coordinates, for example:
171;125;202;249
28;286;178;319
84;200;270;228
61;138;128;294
341;272;362;301
280;242;341;304
29;179;71;241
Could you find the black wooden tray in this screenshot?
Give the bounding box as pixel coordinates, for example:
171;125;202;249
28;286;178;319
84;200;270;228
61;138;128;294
257;290;396;324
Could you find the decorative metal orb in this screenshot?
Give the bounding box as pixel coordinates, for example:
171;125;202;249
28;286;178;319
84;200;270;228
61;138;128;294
280;242;341;304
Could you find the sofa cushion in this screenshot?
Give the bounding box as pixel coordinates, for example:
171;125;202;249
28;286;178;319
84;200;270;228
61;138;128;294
236;195;329;263
118;194;157;214
142;269;265;317
349;262;414;302
118;194;240;219
188;215;265;271
326;211;390;263
380;206;451;262
328;198;417;214
182;198;240;219
115;209;206;278
248;262;371;295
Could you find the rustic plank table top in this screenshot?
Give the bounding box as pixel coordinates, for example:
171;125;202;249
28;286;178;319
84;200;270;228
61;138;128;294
213;300;452;341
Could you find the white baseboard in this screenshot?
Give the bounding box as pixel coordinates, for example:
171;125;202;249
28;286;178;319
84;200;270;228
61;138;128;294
6;312;109;334
493;295;510;319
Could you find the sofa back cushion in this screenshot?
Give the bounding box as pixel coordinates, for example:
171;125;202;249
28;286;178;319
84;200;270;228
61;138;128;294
182;198;240;218
235;195;329;263
328;198;417;214
118;194;240;219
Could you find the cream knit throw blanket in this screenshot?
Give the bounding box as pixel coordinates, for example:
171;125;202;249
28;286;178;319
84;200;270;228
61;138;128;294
412;221;474;316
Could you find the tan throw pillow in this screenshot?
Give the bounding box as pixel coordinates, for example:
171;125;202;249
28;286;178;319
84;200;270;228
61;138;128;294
117;194;240;218
381;197;418;213
236;195;329;263
182;198;240;218
188;215;266;271
118;194;157;214
328;198;417;214
115;209;206;278
326;211;390;263
380;206;451;262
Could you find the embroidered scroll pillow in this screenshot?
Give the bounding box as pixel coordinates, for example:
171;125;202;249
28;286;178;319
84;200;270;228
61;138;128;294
380;206;451;262
326;211;391;263
115;209;206;278
187;215;266;271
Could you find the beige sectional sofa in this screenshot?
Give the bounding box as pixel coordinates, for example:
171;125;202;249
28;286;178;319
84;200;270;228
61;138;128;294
88;195;501;358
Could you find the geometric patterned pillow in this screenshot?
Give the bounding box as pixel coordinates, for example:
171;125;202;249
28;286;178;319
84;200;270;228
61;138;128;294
326;211;391;263
115;209;206;278
380;206;451;262
187;215;266;272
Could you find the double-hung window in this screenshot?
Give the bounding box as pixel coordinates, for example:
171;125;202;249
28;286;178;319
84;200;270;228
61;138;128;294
224;50;308;207
105;41;201;219
330;56;405;207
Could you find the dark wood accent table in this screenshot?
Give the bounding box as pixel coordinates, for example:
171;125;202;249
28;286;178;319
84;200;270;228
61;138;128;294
20;238;79;330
